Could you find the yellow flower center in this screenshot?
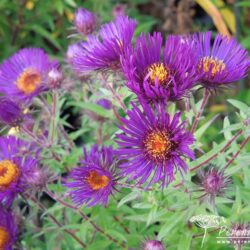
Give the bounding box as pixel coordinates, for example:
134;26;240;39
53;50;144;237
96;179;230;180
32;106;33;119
144;131;173;160
199;56;226;78
87;170;109;190
0;226;10;249
16;68;41;94
0;160;20;189
147;63;170;86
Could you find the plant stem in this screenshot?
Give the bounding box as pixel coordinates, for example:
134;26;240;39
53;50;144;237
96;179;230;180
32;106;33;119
51;91;57;144
190;129;243;172
44;187;127;249
24;194;87;248
223;135;250;170
191;88;210;134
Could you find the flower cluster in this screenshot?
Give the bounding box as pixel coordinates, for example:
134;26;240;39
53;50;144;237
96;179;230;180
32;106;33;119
0;6;249;249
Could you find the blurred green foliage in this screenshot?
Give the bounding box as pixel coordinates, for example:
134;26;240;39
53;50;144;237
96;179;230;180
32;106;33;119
0;0;157;61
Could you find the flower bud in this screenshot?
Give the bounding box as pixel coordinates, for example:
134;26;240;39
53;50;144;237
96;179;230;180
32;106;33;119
112;4;126;18
202;168;229;196
48;67;63;89
143;240;165;250
74;8;97;36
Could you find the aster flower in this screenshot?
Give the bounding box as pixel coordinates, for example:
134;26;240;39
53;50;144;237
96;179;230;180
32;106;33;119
66;145;118;207
74;8;97;36
0;48;58;101
116;103;195;187
194;31;250;87
0;97;23;126
0;136;39;206
71;15;137;72
0;207;17;250
142;239;165;250
121;32;198;104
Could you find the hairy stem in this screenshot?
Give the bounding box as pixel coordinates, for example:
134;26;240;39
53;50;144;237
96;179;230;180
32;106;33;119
223;135;250;170
190;129;243;172
24;194;87;248
44;187;127;249
191;88;210;133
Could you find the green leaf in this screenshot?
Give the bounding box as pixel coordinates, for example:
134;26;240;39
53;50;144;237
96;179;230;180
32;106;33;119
228;99;249;113
194;114;219;140
68;102;113;118
118;190;141;208
26;24;62;49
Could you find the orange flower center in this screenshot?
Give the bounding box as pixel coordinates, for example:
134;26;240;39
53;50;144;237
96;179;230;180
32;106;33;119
144;131;173;160
199;56;226;78
16;68;41;94
0;160;20;189
87;170;109;190
147;63;170;86
0;226;10;249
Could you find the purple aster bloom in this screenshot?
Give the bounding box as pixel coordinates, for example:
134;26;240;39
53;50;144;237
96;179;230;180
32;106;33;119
194;31;250;87
71;15;137;72
116;103;195;187
0;136;39;207
0;97;23;126
0;207;18;250
0;48;58;101
66;145;118;207
121;33;198;104
74;8;97;36
142;240;165;250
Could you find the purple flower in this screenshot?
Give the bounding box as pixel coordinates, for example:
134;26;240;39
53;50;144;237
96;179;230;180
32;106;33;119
96;98;112;110
0;97;23;126
74;8;97;36
0;136;39;207
142;240;165;250
0;48;58;101
66;145;118;207
0;207;17;250
116;103;195;187
66;43;83;63
194;31;250;87
47;67;64;89
121;33;198;104
71;15;137;72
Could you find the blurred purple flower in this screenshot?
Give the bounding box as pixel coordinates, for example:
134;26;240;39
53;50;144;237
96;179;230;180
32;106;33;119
96;98;112;110
0;48;58;101
143;240;165;250
112;4;126;18
66;145;118;207
0;207;17;250
71;15;137;72
116;103;195;187
0;97;23;126
0;136;39;207
74;8;97;36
